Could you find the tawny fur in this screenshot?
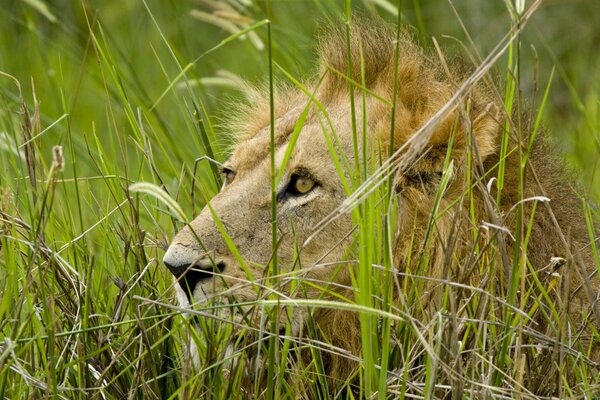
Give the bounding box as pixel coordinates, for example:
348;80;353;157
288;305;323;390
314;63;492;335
164;18;599;396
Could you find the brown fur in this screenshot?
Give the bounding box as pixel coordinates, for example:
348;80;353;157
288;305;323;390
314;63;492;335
164;18;599;396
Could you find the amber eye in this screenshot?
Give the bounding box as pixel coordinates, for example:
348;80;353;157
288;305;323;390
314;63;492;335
293;176;315;194
277;172;318;202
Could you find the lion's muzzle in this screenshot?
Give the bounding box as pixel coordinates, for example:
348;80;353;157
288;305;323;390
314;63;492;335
163;244;226;301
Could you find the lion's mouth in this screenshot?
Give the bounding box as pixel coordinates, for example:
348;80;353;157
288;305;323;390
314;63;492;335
172;261;227;303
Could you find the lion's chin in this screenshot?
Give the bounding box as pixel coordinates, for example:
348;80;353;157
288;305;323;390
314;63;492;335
185;309;306;380
186;321;273;386
188;335;255;375
176;281;309;377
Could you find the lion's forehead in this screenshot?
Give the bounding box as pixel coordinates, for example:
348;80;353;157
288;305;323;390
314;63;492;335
227;91;401;185
228;108;302;172
229;120;299;170
229;126;330;181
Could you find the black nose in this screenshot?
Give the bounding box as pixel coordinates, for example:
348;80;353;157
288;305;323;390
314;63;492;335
163;258;226;298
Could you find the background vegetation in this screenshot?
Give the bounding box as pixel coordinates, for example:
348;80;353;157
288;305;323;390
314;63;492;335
0;0;599;398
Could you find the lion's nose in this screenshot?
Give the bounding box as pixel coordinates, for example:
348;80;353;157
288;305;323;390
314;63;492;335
163;245;225;296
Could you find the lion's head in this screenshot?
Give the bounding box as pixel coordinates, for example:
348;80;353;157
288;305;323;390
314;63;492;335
163;19;597;395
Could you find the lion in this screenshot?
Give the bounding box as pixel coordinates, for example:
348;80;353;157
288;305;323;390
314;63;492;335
163;19;599;397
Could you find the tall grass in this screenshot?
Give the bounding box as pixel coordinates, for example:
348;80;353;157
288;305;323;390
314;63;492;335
1;1;600;399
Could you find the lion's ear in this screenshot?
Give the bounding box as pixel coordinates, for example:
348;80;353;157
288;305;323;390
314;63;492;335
429;101;501;163
395;103;501;194
395;144;449;194
440;102;501;159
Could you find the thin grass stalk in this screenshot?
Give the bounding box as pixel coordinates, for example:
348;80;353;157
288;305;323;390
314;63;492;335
344;6;360;182
495;6;525;387
266;20;281;400
343;3;376;396
377;3;403;396
496;41;515;206
379;4;404;395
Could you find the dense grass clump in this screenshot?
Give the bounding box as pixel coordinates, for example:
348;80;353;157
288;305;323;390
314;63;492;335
1;1;599;399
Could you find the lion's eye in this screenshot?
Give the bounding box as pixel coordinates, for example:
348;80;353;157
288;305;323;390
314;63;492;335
220;167;236;186
279;173;317;201
293;176;315;194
